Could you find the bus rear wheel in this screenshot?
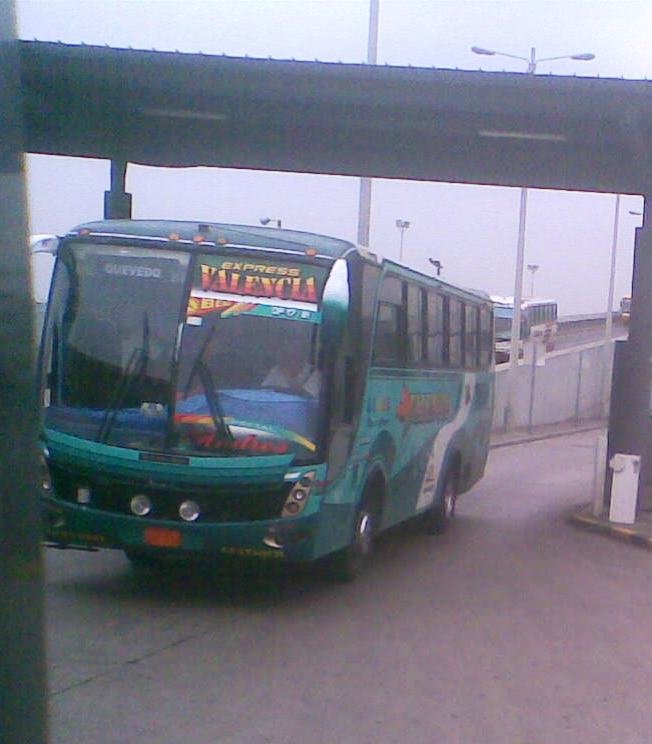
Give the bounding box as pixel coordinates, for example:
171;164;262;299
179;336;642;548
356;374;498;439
327;500;375;582
424;467;457;534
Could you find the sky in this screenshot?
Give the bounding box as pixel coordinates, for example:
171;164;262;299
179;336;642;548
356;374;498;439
18;0;652;313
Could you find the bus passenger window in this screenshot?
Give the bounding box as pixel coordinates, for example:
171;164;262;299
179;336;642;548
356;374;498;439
373;302;400;366
427;292;445;367
479;306;493;368
465;305;480;369
449;298;463;368
407;284;423;365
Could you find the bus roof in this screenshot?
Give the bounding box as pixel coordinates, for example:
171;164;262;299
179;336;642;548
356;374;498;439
382;258;492;304
67;219;360;259
65;220;491;305
490;295;557;308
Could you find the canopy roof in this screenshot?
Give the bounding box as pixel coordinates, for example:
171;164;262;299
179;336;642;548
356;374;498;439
20;40;652;194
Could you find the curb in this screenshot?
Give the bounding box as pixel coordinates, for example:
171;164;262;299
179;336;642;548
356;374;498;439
490;424;604;450
568;507;652;551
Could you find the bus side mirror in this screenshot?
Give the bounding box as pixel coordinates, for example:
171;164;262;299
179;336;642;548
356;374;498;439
30;234;59;255
321;258;349;344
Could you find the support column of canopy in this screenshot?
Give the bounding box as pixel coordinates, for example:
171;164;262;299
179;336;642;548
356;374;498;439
606;195;652;510
104;158;132;219
0;3;48;742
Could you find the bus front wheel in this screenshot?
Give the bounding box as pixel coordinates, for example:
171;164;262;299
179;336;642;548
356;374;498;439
124;548;167;570
424;467;457;534
327;500;376;582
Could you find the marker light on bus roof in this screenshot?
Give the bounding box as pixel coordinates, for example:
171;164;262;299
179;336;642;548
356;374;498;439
218;237;228;245
193;234;206;243
169;233;181;241
305;247;318;257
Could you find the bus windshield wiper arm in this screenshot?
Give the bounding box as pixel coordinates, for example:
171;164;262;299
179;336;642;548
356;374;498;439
97;314;150;443
97;346;147;442
196;360;233;442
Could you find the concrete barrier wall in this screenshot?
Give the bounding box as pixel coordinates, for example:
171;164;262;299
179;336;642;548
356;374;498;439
492;340;614;431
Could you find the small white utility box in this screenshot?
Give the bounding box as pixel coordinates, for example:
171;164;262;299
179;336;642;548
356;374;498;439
608;453;641;524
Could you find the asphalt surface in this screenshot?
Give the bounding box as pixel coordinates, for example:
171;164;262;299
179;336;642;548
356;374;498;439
45;431;652;744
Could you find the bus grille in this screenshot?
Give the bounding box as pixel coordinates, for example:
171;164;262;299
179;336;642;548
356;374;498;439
49;467;290;523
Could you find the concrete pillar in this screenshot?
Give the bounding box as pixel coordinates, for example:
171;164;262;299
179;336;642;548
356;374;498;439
607;198;652;510
103;158;132;219
0;2;49;741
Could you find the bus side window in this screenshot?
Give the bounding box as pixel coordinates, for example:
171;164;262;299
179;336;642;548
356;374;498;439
448;298;463;368
426;291;445;368
407;283;423;366
373;302;401;366
479;306;493;369
464;304;479;369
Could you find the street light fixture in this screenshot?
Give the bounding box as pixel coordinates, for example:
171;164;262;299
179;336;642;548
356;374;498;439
471;44;594;426
526;264;539;296
395;219;410;262
429;258;443;276
260;217;282;228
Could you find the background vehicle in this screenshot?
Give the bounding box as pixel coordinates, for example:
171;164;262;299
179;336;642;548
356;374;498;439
492;296;558;363
39;221;494;579
620;296;631;324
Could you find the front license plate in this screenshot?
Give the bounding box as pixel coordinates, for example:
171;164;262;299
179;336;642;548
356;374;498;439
144;527;183;548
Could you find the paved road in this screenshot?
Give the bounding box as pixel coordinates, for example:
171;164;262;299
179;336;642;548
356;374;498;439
45;432;652;744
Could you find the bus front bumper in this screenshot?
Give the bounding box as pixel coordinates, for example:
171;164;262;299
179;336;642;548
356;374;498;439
42;496;327;563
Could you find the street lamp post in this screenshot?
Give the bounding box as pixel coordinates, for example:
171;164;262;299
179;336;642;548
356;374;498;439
604;195;621;343
527;264;539;296
395;219;410;261
429;258;443;276
471;45;594;425
356;0;380;246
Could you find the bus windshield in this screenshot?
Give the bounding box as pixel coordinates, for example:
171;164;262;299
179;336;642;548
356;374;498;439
42;242;326;463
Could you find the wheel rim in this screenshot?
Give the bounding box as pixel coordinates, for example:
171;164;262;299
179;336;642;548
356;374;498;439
443;481;456;518
356;510;373;556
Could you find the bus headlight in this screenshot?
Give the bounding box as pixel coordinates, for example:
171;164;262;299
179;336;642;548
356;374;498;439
282;471;316;518
130;494;152;517
179;500;201;522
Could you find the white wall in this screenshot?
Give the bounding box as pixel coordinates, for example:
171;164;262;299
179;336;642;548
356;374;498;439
492;341;613;431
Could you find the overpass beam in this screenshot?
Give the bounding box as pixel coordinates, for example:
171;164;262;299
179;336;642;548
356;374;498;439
103;158;132;219
607;195;652;510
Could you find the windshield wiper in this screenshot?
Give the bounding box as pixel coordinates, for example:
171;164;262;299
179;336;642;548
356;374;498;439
196;360;234;442
97;313;150;443
183;327;233;442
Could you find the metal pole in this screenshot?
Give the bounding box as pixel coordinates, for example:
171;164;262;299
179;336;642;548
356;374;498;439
509;188;528;366
356;0;379;247
399;227;405;261
0;2;49;741
605;194;620;342
505;50;536;425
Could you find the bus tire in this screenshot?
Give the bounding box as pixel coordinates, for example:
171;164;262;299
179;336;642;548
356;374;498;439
327;496;376;583
424;465;458;534
124;548;165;570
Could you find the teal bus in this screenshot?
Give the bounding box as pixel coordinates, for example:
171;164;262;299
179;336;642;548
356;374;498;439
39;221;494;579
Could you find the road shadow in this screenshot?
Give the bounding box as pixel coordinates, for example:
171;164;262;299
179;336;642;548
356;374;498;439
45;511;486;612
